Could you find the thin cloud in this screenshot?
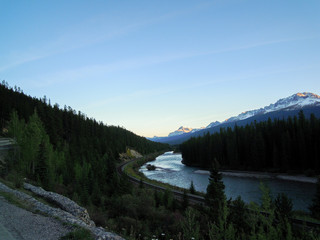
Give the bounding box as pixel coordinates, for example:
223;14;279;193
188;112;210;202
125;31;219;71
0;2;214;73
83;88;173;110
28;35;315;89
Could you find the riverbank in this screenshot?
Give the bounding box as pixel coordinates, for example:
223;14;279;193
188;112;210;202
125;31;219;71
194;169;317;184
122;151;197;194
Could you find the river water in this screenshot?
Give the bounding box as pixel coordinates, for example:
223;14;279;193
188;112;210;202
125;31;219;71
140;152;316;211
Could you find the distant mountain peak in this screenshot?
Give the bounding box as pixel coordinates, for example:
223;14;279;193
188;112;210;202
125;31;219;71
168;126;193;137
167;126;206;137
296;92;319;98
224;92;320;123
206;121;221;129
148;91;320;142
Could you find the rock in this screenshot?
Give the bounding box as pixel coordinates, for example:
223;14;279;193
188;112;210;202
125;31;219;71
24;183;95;227
146;164;156;171
119;148;142;161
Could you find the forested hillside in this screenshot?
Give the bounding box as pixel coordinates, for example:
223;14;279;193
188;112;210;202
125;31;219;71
180;111;320;173
2;82;320;239
0;81;168;202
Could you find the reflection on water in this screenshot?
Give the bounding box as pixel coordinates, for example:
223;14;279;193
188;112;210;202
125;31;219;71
140;152;316;211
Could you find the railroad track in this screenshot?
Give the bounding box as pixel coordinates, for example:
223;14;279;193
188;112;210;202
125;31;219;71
0;138;16;150
117;158;320;229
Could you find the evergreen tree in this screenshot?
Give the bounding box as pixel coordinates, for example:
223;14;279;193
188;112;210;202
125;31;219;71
189;180;195;194
259;183;278;239
229;196;251;236
180;110;320;173
35;136;53;189
274;193;293;222
205;159;226;223
181;207;200;240
205;159;228;239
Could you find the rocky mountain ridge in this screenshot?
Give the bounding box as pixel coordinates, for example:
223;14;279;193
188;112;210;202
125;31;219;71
149;92;320;144
168;126;204;137
216;92;320;125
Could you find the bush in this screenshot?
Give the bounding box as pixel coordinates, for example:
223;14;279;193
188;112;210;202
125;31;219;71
6;170;23;188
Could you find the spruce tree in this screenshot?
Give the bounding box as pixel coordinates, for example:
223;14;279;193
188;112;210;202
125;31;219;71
274;193;293;222
189;180;195;194
35;137;51;189
181;207;200;240
229;196;250;236
205;158;228;239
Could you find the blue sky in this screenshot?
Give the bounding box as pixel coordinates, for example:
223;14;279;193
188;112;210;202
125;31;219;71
1;0;319;137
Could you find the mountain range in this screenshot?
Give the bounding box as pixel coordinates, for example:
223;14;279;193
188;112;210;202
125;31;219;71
149;92;320;145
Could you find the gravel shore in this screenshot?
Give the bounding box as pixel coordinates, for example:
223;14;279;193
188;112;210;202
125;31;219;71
0;195;72;240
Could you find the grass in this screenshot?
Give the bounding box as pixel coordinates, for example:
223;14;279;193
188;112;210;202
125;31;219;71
0;190;33;211
60;227;94;240
0;175;69;215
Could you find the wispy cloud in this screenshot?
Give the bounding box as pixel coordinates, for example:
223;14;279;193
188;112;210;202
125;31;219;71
0;2;214;73
84;61;320;110
83;89;168;110
28;35;315;89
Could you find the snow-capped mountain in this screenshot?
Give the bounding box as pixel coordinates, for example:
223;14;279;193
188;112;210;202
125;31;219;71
168;126;194;137
166;126;206;137
149;92;320;143
221;92;320;124
206;121;221;129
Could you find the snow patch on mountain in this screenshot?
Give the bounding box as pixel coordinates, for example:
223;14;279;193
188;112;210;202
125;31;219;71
206;121;221;129
168;126;194;137
148;92;319;140
224;92;320;123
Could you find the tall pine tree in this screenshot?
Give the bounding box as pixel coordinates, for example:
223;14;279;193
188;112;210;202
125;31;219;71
205;158;228;239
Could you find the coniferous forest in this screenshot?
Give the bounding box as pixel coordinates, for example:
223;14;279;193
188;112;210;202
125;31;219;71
1;81;320;239
181;111;320;173
0;81;168;205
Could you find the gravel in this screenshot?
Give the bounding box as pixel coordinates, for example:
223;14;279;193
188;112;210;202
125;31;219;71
0;195;72;240
0;181;125;240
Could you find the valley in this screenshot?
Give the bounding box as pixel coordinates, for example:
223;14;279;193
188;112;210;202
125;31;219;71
1;83;320;239
1;1;320;239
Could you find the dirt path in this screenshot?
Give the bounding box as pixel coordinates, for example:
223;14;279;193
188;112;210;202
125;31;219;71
0;195;72;240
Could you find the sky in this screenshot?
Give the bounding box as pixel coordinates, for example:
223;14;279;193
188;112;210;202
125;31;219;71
1;0;320;138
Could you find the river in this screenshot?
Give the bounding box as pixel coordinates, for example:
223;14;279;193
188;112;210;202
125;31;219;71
139;152;317;211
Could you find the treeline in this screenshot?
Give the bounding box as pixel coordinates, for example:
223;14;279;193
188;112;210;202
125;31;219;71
181;111;320;173
0;81;168;203
0;81;167;155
